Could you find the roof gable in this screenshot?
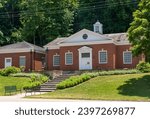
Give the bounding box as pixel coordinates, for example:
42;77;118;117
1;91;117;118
0;41;45;53
60;29;112;44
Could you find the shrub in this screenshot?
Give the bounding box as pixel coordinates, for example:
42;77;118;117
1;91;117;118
0;66;21;76
136;61;150;73
57;69;139;89
23;73;48;90
57;74;92;89
10;72;49;90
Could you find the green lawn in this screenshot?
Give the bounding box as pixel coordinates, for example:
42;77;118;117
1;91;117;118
30;73;150;101
0;76;30;95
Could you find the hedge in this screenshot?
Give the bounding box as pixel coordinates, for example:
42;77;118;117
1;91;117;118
57;69;139;89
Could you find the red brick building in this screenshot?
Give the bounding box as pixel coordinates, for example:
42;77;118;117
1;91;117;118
44;21;143;71
0;41;45;71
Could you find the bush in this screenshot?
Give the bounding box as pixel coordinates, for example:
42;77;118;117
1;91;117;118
22;73;48;90
57;69;139;89
136;61;150;73
57;74;92;89
10;72;49;90
0;66;21;76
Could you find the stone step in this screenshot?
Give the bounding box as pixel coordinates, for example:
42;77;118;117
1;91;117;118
39;90;55;92
40;86;56;88
40;87;56;90
35;74;75;92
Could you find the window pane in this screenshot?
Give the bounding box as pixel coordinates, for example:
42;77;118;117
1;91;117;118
66;53;73;65
6;59;11;63
19;57;26;67
53;56;60;66
99;51;107;63
95;26;99;32
81;53;90;58
124;52;132;64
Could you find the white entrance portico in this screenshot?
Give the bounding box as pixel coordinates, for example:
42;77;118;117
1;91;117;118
78;46;92;70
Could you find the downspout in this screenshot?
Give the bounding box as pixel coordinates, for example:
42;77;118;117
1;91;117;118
46;47;48;70
30;49;32;71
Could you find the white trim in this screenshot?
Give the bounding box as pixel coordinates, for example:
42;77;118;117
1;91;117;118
123;51;132;64
65;51;73;65
61;29;111;43
45;41;131;50
19;56;26;67
78;46;92;70
60;40;114;47
5;57;12;68
53;54;60;66
99;50;108;64
0;48;45;54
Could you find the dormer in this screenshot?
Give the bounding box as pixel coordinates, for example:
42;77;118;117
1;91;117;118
93;20;103;34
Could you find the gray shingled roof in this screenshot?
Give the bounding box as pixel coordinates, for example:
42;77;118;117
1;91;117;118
44;37;66;47
104;33;129;44
0;41;45;52
45;32;129;47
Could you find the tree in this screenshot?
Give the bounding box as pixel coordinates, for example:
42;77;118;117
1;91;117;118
74;0;139;33
0;0;21;46
20;0;78;46
128;0;150;62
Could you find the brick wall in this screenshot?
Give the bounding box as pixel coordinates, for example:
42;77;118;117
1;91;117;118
0;52;44;71
46;44;143;71
116;45;142;69
46;49;60;70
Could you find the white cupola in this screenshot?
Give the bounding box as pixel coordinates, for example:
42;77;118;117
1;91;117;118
93;20;103;34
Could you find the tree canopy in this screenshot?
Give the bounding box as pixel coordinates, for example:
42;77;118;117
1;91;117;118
128;0;150;61
0;0;140;46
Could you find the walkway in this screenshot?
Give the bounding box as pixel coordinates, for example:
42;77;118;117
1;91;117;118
0;93;83;102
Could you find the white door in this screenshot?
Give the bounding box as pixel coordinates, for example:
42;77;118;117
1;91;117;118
79;52;92;70
5;58;12;68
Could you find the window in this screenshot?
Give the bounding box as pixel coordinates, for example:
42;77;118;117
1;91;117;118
123;51;132;64
95;26;99;33
19;56;26;67
81;53;90;58
53;55;60;66
5;58;12;68
99;51;107;64
65;52;73;65
82;34;88;39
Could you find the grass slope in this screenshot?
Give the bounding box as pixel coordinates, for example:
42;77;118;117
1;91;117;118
0;76;30;95
30;73;150;101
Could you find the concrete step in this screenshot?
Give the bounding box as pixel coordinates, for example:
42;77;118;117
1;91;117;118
40;87;56;90
35;74;75;92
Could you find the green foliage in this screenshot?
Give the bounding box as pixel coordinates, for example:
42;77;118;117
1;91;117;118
136;61;150;73
0;66;21;76
23;73;48;90
57;74;92;89
0;75;31;96
0;0;21;46
74;0;138;33
57;69;139;89
128;0;150;61
20;0;78;46
10;72;48;89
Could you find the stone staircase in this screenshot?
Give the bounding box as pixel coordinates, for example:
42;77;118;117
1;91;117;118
38;74;72;92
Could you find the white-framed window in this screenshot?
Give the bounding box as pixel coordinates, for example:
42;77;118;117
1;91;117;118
81;53;90;58
65;52;73;65
5;58;12;68
123;51;132;64
99;50;107;64
53;55;60;66
19;56;26;67
95;26;99;33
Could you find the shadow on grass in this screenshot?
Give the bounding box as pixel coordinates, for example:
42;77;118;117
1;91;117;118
117;75;150;98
